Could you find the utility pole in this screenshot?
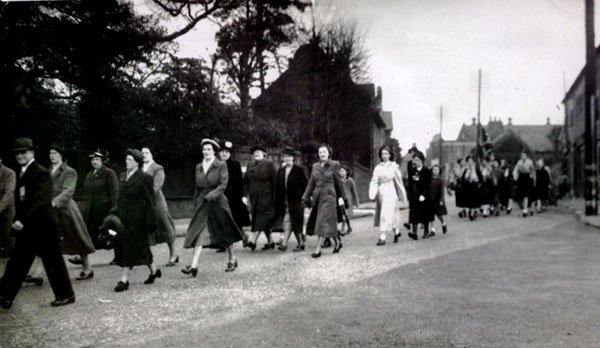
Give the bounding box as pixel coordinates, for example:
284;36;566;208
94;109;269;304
585;0;597;215
439;105;443;173
476;69;482;160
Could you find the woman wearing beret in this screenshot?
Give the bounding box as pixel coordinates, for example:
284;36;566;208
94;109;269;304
70;150;119;266
369;145;407;245
182;139;246;276
113;149;160;292
49;146;95;280
407;152;434;240
302;144;347;258
244;145;277;251
141;146;179;266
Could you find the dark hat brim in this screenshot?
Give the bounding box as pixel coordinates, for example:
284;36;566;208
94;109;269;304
250;146;267;153
11;146;33;153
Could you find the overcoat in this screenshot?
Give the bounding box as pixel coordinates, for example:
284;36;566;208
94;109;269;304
0;161;73;302
244;159;276;232
272;164;308;234
369;161;406;230
429;176;447;217
184;159;246;248
114;170;156;267
83;165;119;248
343;177;360;217
0;164;16;256
51;163;95;255
408;166;434;224
144;162;176;245
224;158;250;228
534;167;551;201
302;160;348;238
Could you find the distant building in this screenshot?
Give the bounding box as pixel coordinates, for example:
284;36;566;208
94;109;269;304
426;117;562;175
252;40;396;201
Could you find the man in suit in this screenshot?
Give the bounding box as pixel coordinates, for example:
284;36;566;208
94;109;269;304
272;147;308;252
0;157;16;258
0;138;75;309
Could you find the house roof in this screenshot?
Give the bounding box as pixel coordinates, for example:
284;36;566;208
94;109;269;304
505;125;556;152
382;111;393;131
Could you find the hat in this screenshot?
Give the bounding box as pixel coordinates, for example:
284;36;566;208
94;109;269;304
250;145;267;154
12;137;34;152
412;151;425;162
49;144;65;156
282;146;296;156
89;149;107;159
201;138;220;150
125;148;144;167
219;140;234;152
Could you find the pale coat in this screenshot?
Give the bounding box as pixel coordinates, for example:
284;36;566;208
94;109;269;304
144;162;176;245
51;163;94;255
302;160;348;238
369;161;407;232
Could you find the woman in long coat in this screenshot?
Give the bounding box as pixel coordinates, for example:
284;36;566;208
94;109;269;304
429;164;448;234
369;145;407;245
533;158;551;213
302;144;348;258
182;139;246;276
49;146;95;280
407;152;434;240
113;149;160;292
244;146;277;251
218;141;250;231
141;146;179;266
272;147;308;252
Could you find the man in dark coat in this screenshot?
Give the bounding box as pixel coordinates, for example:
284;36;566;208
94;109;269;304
0;157;16;258
0;138;75;309
272;147;308;252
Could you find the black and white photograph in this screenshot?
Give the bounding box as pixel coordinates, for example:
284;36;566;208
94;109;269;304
1;0;600;346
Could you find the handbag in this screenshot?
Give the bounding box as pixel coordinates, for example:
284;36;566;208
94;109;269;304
97;214;124;250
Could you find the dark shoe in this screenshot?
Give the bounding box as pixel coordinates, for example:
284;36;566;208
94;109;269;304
403;222;411;230
216;247;226;253
333;242;342;254
75;271;94;281
24;276;43;286
50;295;75;307
181;266;198;277
278;244;287;251
529;210;534;216
393;233;401;243
144;269;162;284
293;245;305;252
262;242;275;250
225;260;238;272
442;225;447;234
458;210;465;218
0;297;12;309
166;255;180;266
376;239;385;246
68;257;82;265
322;238;332;248
311;251;321;258
247;241;256;251
408;232;418;241
114;281;129;292
423;231;435;239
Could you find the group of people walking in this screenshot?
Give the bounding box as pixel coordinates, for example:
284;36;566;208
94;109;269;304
450;151;553;220
0;136;552;310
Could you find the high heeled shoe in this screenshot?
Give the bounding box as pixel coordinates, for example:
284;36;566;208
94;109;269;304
333;242;342;254
181;265;198;277
293;244;305;252
225;259;238;272
114;281;129;292
262;242;275;250
165;255;179;267
246;241;256;251
75;270;94;281
311;251;321;258
144;269;162;284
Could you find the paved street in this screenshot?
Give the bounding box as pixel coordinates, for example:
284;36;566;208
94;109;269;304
1;204;600;347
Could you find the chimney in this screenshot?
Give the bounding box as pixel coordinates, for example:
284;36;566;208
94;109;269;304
546;117;550;125
472;118;476;125
508;117;513;125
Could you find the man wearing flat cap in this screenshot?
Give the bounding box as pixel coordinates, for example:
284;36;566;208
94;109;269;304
0;138;75;309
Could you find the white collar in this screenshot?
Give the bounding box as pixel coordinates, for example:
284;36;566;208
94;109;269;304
21;159;35;173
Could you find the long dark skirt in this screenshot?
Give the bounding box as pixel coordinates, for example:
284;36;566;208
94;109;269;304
454;179;466;208
514;174;534;202
462;182;481;209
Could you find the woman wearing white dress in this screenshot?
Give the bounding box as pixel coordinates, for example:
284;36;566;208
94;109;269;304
369;145;407;245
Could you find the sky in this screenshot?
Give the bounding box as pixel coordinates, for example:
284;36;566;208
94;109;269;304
141;0;593;153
